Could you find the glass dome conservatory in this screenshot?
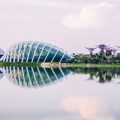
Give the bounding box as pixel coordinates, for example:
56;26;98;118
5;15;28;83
1;41;71;63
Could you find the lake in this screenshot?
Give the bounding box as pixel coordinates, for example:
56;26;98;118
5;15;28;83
0;66;120;120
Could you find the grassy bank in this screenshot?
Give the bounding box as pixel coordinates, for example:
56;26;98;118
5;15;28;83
0;62;41;67
67;63;120;68
1;62;120;68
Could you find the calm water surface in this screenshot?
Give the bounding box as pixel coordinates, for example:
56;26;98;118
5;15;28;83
0;67;120;120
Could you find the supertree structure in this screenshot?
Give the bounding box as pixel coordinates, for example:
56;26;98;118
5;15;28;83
85;47;96;55
96;44;109;52
96;44;110;57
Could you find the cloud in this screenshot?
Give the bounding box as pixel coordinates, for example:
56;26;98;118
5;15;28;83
61;96;116;120
61;2;114;29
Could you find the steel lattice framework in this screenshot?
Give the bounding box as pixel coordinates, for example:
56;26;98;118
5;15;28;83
0;41;71;63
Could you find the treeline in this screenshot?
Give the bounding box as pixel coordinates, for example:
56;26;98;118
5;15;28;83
69;44;120;64
69;53;120;64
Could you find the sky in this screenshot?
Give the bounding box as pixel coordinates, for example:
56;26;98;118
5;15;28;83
0;0;120;54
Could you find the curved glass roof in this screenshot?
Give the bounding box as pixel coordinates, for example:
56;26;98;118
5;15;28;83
1;41;71;63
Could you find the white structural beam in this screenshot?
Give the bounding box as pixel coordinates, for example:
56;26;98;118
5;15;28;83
22;43;27;62
18;43;23;62
2;50;8;62
26;43;34;62
6;52;9;62
12;48;15;63
59;52;66;63
44;47;52;62
51;49;59;62
37;44;46;63
31;44;40;62
9;48;13;62
13;47;17;62
2;53;6;62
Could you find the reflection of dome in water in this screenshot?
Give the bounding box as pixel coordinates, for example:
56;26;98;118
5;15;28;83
0;48;4;58
0;70;3;80
1;41;71;62
2;67;70;88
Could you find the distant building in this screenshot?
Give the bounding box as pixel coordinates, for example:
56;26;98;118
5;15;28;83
0;48;4;58
0;41;71;63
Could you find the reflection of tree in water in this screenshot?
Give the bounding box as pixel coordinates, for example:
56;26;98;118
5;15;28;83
70;67;120;83
1;66;120;86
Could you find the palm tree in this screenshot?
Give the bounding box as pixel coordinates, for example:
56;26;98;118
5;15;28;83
96;44;110;57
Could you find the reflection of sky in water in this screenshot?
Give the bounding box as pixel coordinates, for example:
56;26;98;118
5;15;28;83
0;67;120;120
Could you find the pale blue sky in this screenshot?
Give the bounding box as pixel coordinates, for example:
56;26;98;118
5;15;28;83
0;0;120;54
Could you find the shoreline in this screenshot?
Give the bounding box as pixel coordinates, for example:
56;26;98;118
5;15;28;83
1;62;120;68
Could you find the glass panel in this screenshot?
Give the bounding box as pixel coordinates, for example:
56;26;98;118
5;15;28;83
19;44;26;62
44;46;50;51
23;43;31;60
62;55;71;62
46;48;57;62
27;44;35;62
36;44;44;54
14;46;20;62
54;51;63;62
10;49;15;62
40;46;50;62
33;44;44;62
38;44;44;50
